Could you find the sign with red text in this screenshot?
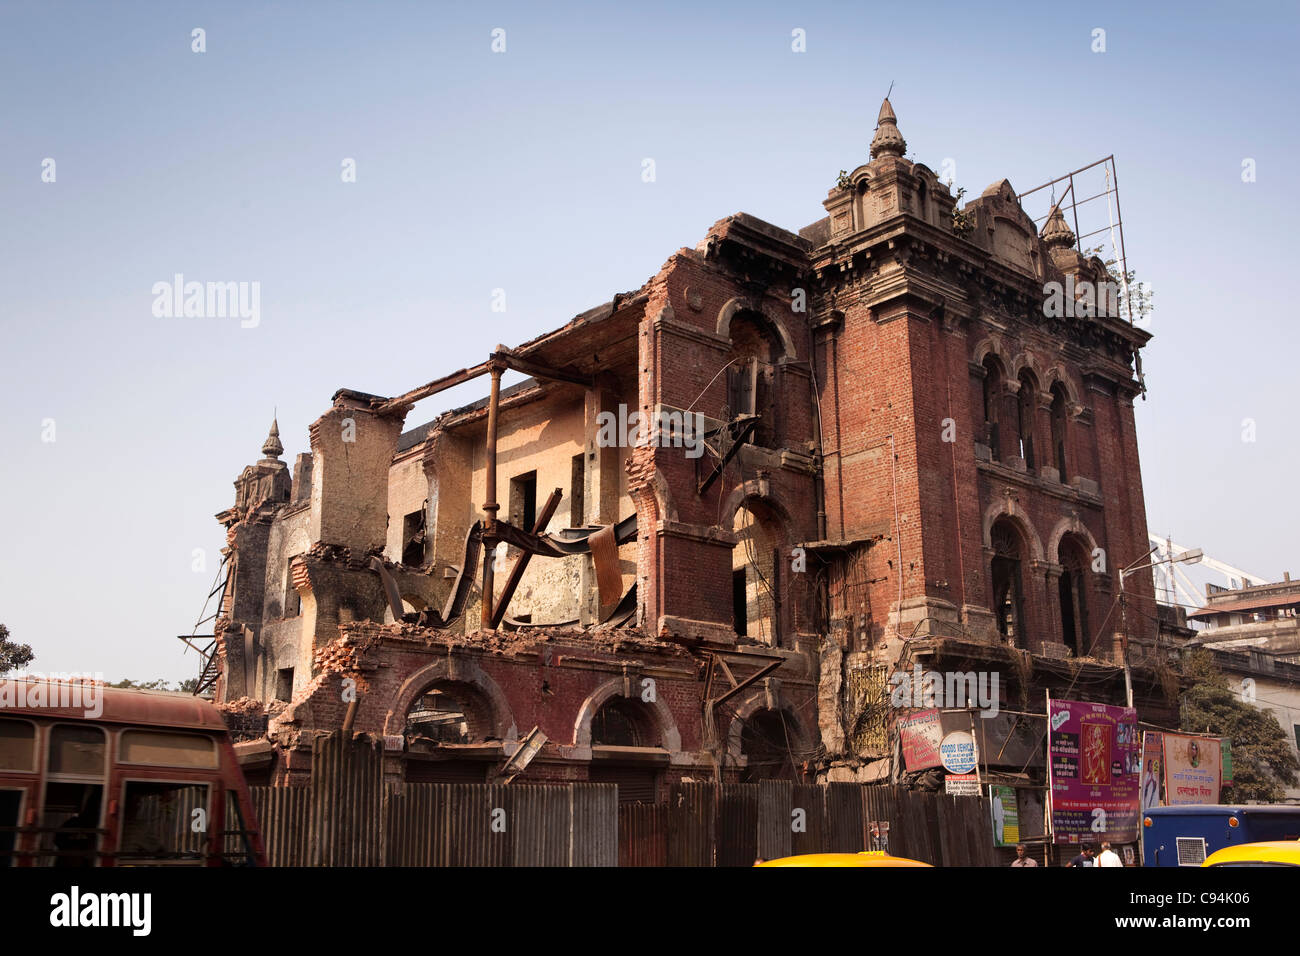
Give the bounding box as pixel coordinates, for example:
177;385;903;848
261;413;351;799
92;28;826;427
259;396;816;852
1163;733;1222;805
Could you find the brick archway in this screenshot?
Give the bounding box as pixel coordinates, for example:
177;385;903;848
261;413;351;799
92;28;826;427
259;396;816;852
724;684;811;766
1046;515;1099;562
572;677;682;753
384;659;518;743
716;297;798;360
981;501;1044;562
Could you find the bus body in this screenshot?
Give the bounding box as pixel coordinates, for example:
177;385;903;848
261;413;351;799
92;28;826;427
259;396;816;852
1141;804;1300;867
0;678;266;866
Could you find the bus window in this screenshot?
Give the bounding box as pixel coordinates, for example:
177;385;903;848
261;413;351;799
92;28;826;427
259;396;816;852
119;730;218;769
41;782;102;867
0;719;36;772
48;725;105;775
43;725;106;866
117;781;209;864
0;789;22;867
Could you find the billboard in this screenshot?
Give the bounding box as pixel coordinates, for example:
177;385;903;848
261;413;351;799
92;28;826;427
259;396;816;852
1139;731;1164;811
898;708;943;771
990;785;1019;846
1047;697;1140;844
1163;733;1222;805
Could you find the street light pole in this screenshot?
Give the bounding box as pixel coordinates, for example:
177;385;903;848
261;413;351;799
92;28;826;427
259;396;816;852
1119;546;1203;708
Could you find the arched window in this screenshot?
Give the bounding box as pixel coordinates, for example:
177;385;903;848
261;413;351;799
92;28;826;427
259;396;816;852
1050;384;1069;481
1016;371;1038;471
403;683;495;746
981;355;1004;462
727;312;784;448
990;519;1027;648
591;697;660;748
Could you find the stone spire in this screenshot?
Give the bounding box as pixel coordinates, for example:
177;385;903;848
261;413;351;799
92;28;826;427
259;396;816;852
869;98;907;159
261;416;284;460
1041;204;1076;249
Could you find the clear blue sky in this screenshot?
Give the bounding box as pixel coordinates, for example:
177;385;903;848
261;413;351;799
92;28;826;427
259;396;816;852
2;0;1296;683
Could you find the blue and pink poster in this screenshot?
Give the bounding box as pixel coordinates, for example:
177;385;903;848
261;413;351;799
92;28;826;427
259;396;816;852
1047;697;1141;844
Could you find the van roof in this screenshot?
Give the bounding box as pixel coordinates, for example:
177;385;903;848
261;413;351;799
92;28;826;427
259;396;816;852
0;679;228;733
1145;804;1300;816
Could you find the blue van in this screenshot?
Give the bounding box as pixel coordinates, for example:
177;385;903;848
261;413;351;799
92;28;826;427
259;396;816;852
1141;805;1300;866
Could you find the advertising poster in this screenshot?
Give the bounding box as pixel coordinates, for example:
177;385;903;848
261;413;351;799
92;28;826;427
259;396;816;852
1047;697;1140;844
990;785;1019;846
1163;733;1222;805
1221;739;1233;786
1139;731;1164;811
898;708;943;771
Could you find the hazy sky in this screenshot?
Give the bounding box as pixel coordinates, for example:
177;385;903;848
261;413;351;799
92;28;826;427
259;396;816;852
2;1;1296;683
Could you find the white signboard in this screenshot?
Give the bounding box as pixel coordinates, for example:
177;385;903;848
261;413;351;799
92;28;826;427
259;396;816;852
945;773;980;796
940;730;977;774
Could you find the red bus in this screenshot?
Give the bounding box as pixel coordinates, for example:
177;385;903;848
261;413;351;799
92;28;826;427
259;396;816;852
0;678;266;866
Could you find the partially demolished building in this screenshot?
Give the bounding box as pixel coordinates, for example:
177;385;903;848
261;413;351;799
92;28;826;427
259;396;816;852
207;101;1168;799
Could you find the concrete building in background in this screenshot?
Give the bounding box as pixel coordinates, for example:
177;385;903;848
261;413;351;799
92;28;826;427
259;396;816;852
203;100;1171;793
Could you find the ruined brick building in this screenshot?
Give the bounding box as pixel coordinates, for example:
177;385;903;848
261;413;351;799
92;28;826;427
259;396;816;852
206;100;1168;802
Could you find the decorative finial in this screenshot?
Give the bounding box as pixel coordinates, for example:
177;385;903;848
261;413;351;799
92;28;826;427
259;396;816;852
1041;204;1076;249
261;416;283;460
870;97;907;159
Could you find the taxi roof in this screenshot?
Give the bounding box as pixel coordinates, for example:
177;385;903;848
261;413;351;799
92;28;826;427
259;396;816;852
1203;841;1300;866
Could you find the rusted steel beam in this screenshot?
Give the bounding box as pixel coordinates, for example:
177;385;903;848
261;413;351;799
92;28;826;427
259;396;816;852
711;658;783;710
368;556;406;623
697;415;759;496
490;488;563;628
491;349;594;389
481;360;505;629
374;359;495;415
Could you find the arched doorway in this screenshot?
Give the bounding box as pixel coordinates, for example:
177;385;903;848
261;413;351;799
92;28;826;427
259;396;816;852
726;311;785;448
589;696;664;803
990;518;1028;648
1057;534;1091;656
402;681;496;783
739;708;804;782
732;500;782;646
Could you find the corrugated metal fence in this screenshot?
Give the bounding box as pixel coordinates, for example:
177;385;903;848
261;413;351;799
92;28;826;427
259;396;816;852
248;737;996;866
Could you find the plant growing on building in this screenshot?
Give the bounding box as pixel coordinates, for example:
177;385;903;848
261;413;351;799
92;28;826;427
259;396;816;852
1083;243;1154;324
950;187;975;236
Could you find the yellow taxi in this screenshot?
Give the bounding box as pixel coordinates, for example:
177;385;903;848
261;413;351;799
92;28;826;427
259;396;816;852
1201;841;1300;867
755;851;932;867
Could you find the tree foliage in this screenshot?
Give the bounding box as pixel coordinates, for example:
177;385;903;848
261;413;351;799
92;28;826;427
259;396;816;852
1180;650;1299;802
0;623;34;675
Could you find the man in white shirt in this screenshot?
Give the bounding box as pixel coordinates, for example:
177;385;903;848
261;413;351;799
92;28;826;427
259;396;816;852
1097;841;1123;867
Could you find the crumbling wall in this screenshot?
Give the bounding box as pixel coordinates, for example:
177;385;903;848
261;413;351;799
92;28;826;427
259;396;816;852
257;502;312;702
